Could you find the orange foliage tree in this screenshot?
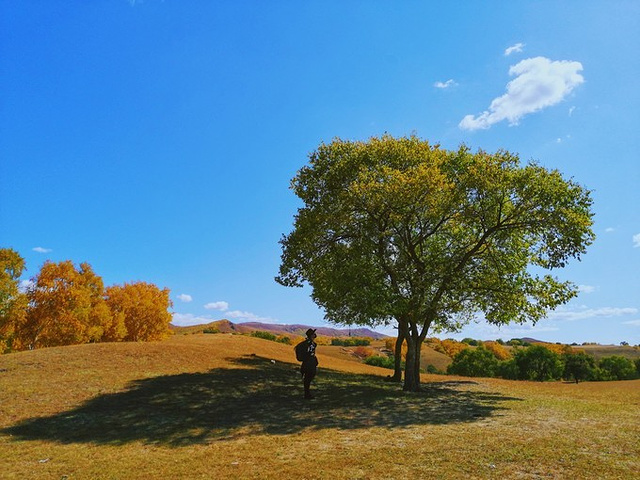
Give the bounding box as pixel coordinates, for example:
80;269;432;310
0;248;28;351
428;338;469;358
440;339;468;358
482;341;512;360
106;282;173;342
384;337;408;360
539;342;574;355
21;261;115;349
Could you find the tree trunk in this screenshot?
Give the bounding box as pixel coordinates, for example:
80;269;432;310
388;321;406;382
403;329;423;392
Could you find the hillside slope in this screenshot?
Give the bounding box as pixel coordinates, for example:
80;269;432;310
1;335;639;480
170;319;388;339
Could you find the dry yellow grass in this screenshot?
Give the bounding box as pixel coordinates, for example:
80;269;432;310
1;334;639;479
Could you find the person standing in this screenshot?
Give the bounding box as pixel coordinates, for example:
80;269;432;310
298;328;318;399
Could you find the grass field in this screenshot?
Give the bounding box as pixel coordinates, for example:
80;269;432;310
1;334;638;479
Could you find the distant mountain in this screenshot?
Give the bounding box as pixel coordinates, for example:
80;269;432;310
170;319;389;339
519;337;545;344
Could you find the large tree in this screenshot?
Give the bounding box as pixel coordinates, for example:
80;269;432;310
276;136;594;391
105;282;173;342
21;260;116;349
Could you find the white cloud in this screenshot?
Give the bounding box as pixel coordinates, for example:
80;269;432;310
577;285;596;294
504;42;525;56
568;106;576;116
19;279;34;292
623;319;640;326
434;79;457;89
605;227;615;233
548;306;638;322
454;321;559;341
459;56;584;130
225;310;279;324
171;313;215;327
204;301;229;311
32;247;52;253
177;294;193;303
633;233;640;248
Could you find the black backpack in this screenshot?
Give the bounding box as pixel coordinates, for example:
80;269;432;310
294;340;308;362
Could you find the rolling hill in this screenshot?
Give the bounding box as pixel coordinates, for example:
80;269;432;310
1;334;639;479
170;319;389;339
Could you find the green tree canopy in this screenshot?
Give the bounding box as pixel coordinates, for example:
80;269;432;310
512;345;564;381
598;355;636;381
447;346;499;378
277;135;594;391
562;351;597;383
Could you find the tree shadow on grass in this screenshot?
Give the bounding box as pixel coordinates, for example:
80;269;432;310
3;355;520;447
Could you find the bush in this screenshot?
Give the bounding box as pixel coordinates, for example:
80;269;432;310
250;331;277;341
562;351;597;383
203;328;219;334
364;355;396;369
330;337;371;346
425;364;444;374
276;335;291;345
353;346;375;359
433;338;468;358
447;346;499;377
512;345;563;381
598;355;637;380
497;359;520;380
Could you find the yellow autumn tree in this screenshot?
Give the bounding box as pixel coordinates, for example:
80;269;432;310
0;248;28;352
21;261;115;349
539;342;574;355
440;339;468;358
105;282;172;342
482;340;512;360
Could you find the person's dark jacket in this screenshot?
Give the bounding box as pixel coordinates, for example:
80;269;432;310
301;339;318;371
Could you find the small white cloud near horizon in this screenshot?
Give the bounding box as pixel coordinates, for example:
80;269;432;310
172;313;215;327
204;301;229;311
225;310;280;324
177;294;193;303
548;306;638;322
434;79;457;89
32;247;52;253
633;233;640;248
459;56;584;131
200;301;279;324
504;42;525;56
454;321;559;341
605;227;615;233
623;319;640;326
578;285;596;294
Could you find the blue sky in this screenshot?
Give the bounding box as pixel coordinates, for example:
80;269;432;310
1;1;638;345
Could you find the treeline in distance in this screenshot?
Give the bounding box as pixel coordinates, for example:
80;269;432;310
0;248;172;353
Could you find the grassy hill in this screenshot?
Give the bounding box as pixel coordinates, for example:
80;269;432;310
576;343;640;360
170;319;388;339
1;334;639;479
